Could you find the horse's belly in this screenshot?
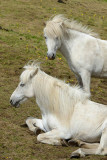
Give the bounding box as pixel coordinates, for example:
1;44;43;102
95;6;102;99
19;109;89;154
69;120;102;142
73;128;101;143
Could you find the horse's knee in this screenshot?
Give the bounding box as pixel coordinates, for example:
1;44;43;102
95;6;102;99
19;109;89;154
37;134;43;142
26;117;37;132
26;117;34;125
96;146;107;156
37;134;62;145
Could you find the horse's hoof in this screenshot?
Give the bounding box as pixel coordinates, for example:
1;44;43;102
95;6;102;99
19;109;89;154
34;127;41;135
68;139;77;146
70;153;80;159
20;123;28;128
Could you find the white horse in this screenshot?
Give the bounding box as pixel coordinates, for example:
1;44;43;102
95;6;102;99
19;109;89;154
10;62;107;158
44;15;107;94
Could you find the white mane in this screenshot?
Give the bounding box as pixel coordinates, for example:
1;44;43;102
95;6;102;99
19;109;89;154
44;14;99;39
20;62;90;121
20;61;40;84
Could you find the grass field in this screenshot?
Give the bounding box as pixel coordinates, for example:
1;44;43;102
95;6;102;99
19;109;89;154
0;0;107;160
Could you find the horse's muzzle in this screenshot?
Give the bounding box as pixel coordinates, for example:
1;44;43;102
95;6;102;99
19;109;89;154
47;53;55;60
10;99;13;105
10;99;20;107
48;56;55;60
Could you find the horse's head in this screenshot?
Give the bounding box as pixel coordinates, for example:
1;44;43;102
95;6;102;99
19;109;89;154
44;32;61;60
44;16;65;60
10;63;39;107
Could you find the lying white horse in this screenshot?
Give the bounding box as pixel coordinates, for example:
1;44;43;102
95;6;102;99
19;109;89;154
10;62;107;158
44;15;107;94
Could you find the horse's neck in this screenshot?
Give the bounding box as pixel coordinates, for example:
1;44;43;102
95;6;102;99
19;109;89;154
60;30;84;68
59;30;77;66
33;71;75;118
33;71;54;113
60;30;79;52
33;70;89;123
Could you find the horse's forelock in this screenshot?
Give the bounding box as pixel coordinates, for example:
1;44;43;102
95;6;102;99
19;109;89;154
45;15;73;39
20;62;40;84
45;20;64;39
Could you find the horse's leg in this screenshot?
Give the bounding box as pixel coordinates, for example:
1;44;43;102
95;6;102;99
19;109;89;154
70;148;98;158
96;127;107;155
80;70;91;94
68;139;99;149
70;140;99;158
26;117;46;134
75;74;83;88
70;127;107;158
79;142;99;149
37;129;62;145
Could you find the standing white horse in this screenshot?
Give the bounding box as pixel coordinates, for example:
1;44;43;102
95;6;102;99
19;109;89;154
44;15;107;94
10;62;107;158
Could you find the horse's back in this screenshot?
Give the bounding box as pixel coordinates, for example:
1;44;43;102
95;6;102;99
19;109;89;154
72;100;107;122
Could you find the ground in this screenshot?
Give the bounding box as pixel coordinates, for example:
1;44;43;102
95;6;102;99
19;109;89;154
0;0;107;160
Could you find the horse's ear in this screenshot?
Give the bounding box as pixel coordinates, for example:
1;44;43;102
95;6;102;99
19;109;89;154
30;68;38;79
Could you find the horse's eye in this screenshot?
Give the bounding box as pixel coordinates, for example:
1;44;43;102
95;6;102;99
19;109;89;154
20;83;25;87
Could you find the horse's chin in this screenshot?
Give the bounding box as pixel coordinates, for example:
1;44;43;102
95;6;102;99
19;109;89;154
15;103;20;108
48;57;55;60
12;98;27;108
12;101;20;108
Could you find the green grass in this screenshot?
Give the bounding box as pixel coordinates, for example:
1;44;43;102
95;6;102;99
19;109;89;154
0;0;107;160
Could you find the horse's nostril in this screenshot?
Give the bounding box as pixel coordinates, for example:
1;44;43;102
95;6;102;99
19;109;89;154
10;99;13;105
52;54;55;58
47;53;55;60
